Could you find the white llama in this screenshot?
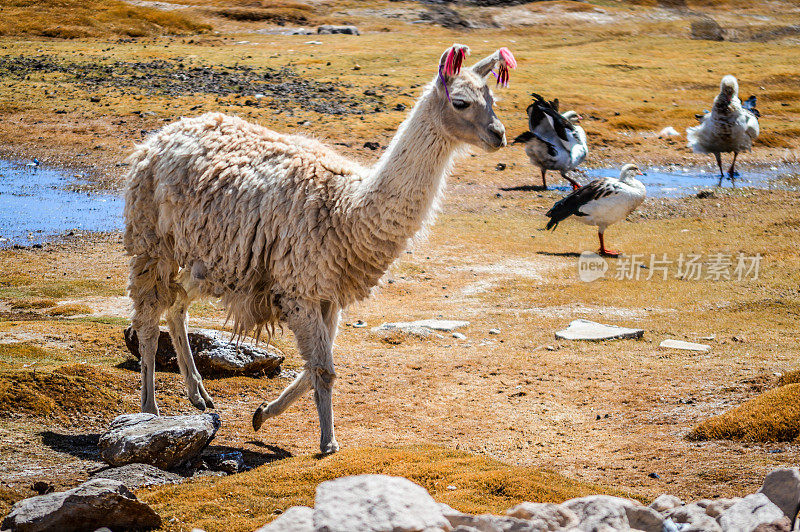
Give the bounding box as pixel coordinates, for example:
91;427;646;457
123;44;516;454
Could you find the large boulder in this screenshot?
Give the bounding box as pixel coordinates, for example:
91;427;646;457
1;478;160;532
124;327;284;378
562;495;663;531
99;412;220;470
759;467;800;524
313;474;450;532
505;502;580;530
649;494;684;513
717;493;791;531
665;502;722;532
255;506;314;531
91;463;183;490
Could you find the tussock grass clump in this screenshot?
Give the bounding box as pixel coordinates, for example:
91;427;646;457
0;363;124;421
0;0;211;38
141;446;617;532
689;383;800;443
779;370;800;387
45;303;93;317
0;343;58;365
8;298;55;310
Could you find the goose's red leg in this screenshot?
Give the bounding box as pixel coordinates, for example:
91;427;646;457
598;231;619;258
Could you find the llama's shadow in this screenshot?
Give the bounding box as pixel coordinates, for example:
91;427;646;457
211;442;292;469
41;431;102;461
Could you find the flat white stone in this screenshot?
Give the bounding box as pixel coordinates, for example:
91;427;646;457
373;319;469;333
659;339;710;352
555;319;644;341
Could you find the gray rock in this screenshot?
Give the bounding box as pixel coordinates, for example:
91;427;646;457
317;25;360;35
718;493;790;532
505;502;579;530
659;339;711;352
649;494;684;513
705;498;740;518
666;503;721;532
313;474;449;532
759;468;800;523
1;478;160;532
555;320;644;341
691;15;725;41
374;319;470;334
203;450;245;474
99;412;220;470
91;463;183;490
446;513;540;531
255;506;314;531
124;327;284;377
563;495;663;531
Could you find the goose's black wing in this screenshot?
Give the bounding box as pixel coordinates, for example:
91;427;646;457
545;179;616;230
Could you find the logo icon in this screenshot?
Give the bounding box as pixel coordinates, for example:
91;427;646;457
578;251;608;282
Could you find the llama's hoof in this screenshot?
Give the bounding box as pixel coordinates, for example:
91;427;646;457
141;402;159;415
320;440;340;455
204;398;216;410
252;405;267;432
189;395;207;412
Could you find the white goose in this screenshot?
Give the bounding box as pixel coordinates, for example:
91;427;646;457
513;94;588;190
545;163;646;257
687;75;760;186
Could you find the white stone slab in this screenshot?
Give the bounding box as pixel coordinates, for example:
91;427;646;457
555;319;644;341
659;339;711;352
373;319;469;333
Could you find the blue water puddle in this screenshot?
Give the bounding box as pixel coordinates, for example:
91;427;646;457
0;158;798;248
581;165;799;198
0;159;123;248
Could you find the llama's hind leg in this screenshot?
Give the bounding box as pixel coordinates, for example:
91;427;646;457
165;290;214;411
129;254;176;415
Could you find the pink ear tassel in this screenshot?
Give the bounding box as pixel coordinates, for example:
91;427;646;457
444;48;455;77
495;47;516;87
499;47;517;69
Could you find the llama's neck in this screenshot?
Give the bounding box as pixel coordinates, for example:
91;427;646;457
354;85;457;244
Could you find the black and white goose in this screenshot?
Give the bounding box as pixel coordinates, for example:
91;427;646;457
513;94;588;190
687;75;760;186
545;163;646;257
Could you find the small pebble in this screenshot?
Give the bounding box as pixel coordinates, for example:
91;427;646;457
489;328;500;335
452;332;466;340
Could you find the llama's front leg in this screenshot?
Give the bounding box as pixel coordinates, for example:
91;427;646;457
252;298;339;454
166;297;214;411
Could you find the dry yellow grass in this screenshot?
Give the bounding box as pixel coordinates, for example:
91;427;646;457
0;0;211;38
45;303;93;316
0;363;125;421
689;384;800;443
140;445;623;532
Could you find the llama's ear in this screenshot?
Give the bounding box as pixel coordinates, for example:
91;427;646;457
472;47;517;87
438;43;470;82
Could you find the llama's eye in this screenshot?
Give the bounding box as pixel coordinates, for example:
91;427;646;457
452;100;470;110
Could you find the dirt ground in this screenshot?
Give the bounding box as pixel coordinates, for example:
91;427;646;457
1;1;800;530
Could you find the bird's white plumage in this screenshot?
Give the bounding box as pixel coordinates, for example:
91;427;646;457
687;75;759;155
574;177;646;233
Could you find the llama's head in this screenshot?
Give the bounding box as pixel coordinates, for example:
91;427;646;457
434;44;516;152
